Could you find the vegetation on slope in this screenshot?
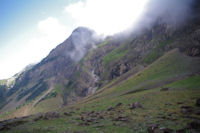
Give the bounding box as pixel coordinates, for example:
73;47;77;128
102;45;128;66
1;49;200;133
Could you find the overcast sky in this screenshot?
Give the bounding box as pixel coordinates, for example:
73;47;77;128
0;0;149;79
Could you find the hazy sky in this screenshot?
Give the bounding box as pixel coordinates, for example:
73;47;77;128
0;0;149;79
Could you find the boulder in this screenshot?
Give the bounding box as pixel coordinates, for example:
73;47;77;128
195;110;200;115
64;112;72;116
160;87;169;91
147;125;173;133
180;106;193;114
115;103;123;107
130;102;143;109
196;98;200;107
44;112;60;120
188;120;200;129
107;107;114;111
147;124;159;133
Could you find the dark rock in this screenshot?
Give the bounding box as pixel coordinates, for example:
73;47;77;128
160;87;169;91
81;116;86;121
112;115;128;122
188;120;200;129
148;126;173;133
107;107;114;111
147;124;159;133
44;112;60;120
79;122;90;126
74;131;85;133
34;114;43;121
165;102;172;106
95;124;104;128
88;111;95;115
158;128;173;133
195;110;200;115
177;102;184;104
196;98;200;107
176;129;186;133
115;103;123;107
76;108;80;110
130;102;143;109
113;122;120;126
70;111;75;114
99;115;104;119
147;125;157;133
64;112;72;116
0;119;27;131
86;119;93;123
180;106;193;114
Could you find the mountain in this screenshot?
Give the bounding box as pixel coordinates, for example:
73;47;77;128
0;27;100;113
0;2;200;133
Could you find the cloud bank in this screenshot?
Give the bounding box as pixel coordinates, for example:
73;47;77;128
134;0;195;30
0;17;71;79
65;0;149;35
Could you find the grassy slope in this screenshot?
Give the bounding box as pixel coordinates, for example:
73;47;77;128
102;44;128;66
2;49;200;133
0;85;64;120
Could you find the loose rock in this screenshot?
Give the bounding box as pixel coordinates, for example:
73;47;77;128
180;106;193;114
107;107;114;111
64;112;72;116
188;120;200;129
160;87;169;91
115;103;123;107
196;98;200;107
130;102;143;109
44;112;60;120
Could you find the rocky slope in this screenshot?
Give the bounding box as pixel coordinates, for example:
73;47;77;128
0;27;101;113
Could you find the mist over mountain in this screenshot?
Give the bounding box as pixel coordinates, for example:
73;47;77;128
47;27;99;62
130;0;196;33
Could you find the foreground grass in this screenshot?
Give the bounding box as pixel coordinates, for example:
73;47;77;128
2;74;200;133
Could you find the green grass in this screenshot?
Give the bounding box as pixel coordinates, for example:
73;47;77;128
165;74;200;89
102;45;128;66
143;39;173;64
97;39;111;48
3;74;200;133
157;39;173;49
143;49;164;64
39;90;58;102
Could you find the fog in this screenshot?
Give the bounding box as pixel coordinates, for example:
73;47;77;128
134;0;195;30
68;27;99;61
67;0;197;61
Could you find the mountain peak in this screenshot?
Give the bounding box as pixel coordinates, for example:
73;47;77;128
46;26;98;62
72;26;94;34
70;27;96;42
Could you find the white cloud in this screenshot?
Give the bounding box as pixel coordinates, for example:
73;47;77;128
0;17;72;79
38;17;69;37
65;0;149;35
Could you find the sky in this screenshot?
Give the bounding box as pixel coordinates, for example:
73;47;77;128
0;0;149;79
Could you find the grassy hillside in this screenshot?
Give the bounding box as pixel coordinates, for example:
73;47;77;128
1;49;200;133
